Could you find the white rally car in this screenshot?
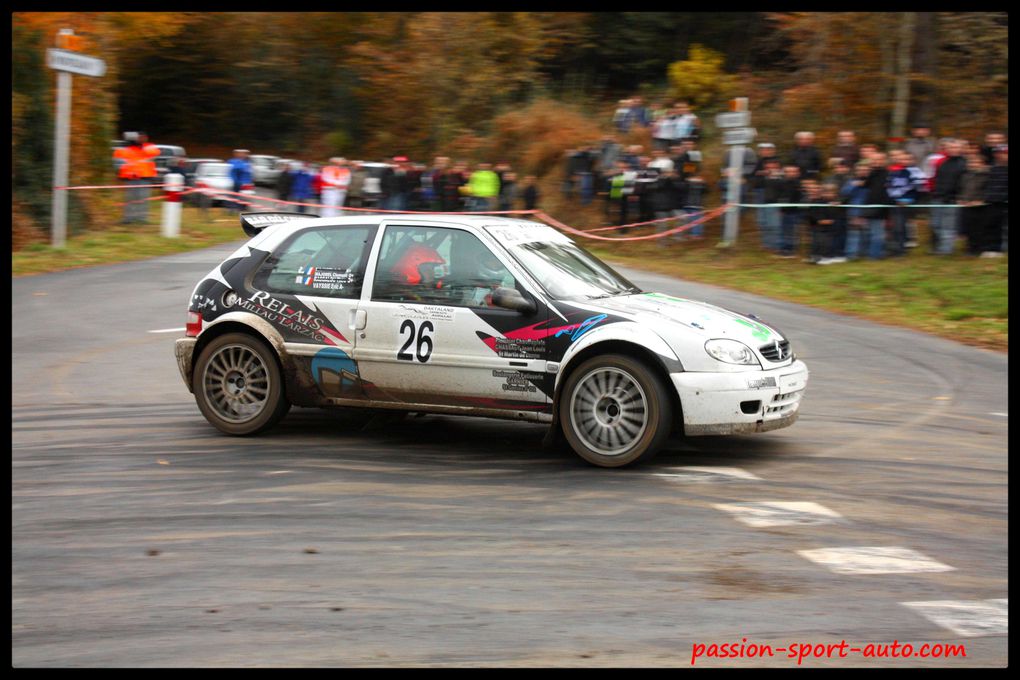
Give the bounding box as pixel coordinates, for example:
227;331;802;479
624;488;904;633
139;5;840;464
175;212;808;467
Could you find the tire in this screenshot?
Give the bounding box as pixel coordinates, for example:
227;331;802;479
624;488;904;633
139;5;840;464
192;332;291;435
559;354;673;468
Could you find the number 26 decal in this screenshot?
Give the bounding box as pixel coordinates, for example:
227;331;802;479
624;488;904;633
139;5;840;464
397;319;434;363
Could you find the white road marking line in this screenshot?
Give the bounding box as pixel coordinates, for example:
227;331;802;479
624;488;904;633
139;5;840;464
263;470;292;475
990;412;1008;417
797;547;955;575
714;501;843;527
651;466;762;482
902;599;1008;637
147;327;186;334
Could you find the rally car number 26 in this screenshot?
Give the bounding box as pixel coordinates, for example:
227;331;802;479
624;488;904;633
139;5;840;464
174;212;809;468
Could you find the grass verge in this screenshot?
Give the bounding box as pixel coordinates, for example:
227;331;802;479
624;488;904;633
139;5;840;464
586;218;1007;352
12;206;246;277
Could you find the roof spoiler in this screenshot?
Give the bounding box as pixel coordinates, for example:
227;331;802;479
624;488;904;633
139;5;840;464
239;211;319;237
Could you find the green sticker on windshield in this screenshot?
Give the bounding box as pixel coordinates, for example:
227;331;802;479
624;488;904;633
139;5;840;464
734;318;771;341
643;292;689;304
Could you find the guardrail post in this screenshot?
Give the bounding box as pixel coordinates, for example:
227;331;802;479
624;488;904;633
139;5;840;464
161;173;183;238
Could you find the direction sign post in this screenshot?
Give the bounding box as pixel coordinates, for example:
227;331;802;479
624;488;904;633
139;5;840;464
714;111;751;129
48;30;106;249
51;68;72;250
719;99;753;247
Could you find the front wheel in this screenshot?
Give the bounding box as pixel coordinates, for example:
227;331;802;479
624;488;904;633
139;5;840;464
192;332;290;435
559;354;673;467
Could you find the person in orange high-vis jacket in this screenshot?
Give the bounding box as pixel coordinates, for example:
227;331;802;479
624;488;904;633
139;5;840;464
115;131;160;223
320;157;351;217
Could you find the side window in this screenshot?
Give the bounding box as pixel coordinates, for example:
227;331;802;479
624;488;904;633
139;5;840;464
254;225;375;299
373;225;515;307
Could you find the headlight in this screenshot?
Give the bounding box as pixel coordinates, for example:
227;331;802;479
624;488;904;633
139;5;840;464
705;338;760;366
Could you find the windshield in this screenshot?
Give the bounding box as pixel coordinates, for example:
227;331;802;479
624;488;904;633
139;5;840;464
487;225;639;300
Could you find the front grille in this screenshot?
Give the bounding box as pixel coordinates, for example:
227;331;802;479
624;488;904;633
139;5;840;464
759;340;791;362
765;390;803;417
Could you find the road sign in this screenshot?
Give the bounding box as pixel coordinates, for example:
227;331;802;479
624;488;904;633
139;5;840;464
47;48;106;77
722;127;756;145
715;111;751;129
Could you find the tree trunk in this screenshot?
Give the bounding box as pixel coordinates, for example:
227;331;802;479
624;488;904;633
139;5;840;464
910;12;937;129
890;12;917;140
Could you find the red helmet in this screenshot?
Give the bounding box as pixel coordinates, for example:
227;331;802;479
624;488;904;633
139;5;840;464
391;243;446;285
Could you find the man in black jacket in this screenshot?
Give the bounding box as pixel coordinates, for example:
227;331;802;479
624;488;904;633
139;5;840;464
932;140;967;254
863;153;891;259
788;131;823;180
777;165;803;257
982;145;1008;255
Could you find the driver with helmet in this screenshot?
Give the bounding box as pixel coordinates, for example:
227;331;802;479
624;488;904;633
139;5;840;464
388;242;446;301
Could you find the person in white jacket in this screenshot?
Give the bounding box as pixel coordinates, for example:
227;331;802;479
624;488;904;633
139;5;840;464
320;157;351;217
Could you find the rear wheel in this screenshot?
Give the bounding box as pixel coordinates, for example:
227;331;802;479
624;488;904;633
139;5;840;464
559;354;673;467
192;332;290;435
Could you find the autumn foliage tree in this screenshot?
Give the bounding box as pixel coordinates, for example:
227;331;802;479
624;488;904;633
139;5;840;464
666;44;739;109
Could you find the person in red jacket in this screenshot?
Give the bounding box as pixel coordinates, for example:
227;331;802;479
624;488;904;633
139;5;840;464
309;164;324;207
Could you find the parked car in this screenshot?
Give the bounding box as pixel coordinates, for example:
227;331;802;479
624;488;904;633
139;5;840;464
179;158;223;188
154;145;187;178
250;154;281;187
175;213;809;467
359;162;391;206
191;162;254;207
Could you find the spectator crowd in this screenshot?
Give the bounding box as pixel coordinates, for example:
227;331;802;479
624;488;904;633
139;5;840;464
592;97;1008;261
126;95;1006;262
269;156;541;217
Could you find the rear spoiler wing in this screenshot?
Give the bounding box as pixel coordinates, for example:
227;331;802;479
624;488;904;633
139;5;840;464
239;211;319;237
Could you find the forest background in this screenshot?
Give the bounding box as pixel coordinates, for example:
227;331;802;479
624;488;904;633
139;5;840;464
12;11;1008;244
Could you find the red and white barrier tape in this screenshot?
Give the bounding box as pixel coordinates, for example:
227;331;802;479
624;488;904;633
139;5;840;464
56;182;167;190
58;182;727;242
535;206;728;242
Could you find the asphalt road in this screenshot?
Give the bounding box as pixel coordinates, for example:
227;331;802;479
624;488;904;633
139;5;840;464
12;237;1008;667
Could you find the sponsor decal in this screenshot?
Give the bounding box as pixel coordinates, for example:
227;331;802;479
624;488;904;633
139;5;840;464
487;224;569;245
746;376;777;390
476;313;608;359
191;293;218;313
232;291;348;345
310;347;361;397
643;292;691;304
554;313;607;343
295;266;356;291
734;317;772;342
392;304;456;323
491;369;544;394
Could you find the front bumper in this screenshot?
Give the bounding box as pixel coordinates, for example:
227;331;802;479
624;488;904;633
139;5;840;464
175;337;197;393
670;359;809;436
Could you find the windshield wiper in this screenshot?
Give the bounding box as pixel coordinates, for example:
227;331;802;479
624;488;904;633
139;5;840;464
588;289;628;300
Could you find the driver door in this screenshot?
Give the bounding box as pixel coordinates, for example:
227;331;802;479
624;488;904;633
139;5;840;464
353;222;551;412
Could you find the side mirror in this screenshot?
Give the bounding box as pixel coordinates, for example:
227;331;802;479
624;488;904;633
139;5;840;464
491;287;536;315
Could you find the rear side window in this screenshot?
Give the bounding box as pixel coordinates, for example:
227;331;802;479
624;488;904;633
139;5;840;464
254;226;376;299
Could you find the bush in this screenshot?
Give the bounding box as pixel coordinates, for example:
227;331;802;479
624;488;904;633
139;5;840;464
489;99;605;178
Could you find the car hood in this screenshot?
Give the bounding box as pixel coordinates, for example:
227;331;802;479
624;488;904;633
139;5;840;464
585;292;783;346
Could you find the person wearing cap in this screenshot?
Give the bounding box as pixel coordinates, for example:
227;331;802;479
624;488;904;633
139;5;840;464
320;157;351;217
